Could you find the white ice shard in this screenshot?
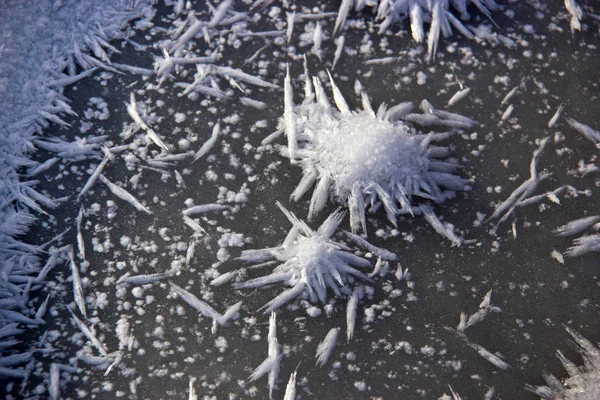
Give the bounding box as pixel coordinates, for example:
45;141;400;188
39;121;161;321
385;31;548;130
316;327;339;367
169;282;242;334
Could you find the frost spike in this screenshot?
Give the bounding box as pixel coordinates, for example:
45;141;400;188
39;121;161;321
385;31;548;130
117;271;176;285
360;92;375;116
468;342;510;370
548;103;564;128
125;92;149;130
344;230;397;261
302;55;314;104
210;271;237;286
76;207;86;261
248;357;277;382
334;0;352;36
488;138;550;224
276;201;314;236
193;122;220;161
554;216;600;236
565;0;584;34
169;282;240;332
470;0;500;29
348;183;367;234
182;203;229;216
448;87;471;107
207;0;233;28
99;175;151;214
68;308;108;356
213;66;278;89
556;350;579;378
426;1;442;62
409;0;425;44
566;117;600;145
346;290;358;342
49;363;60;400
267;311;280;399
308;176;331;221
189;377;197;400
312;77;330;108
146;128;169;152
183;215;206;236
291;169;318;201
316;208;346;238
332;35;345;71
501;104;514;121
260;282;306;313
316;328;339;367
283;370;297;400
446;11;474;40
286;12;295;44
421;205;462;246
284;66;298;160
69;249;86;319
219;301;243;325
35;295;51;321
327;70;350;115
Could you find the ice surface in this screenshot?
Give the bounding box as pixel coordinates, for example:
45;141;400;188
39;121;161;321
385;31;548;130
2;0;599;399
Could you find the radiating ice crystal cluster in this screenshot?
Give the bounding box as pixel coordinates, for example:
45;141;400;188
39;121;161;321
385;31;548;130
554;216;600;258
280;69;469;237
526;328;600;400
335;0;500;60
234;203;373;311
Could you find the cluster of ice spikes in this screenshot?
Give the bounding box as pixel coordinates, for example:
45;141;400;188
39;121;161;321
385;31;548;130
554;215;600;257
279;66;471;241
234;202;373;312
335;0;500;61
526;327;600;399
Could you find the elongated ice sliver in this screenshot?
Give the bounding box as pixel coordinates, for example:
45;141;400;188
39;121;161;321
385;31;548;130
346;290;358;342
548;103;564;128
554;216;600;236
99;175;151;214
283;370;297;400
284;66;298;159
182;203;229;216
193;122;220;161
448;87;471;106
69;249;86;319
316;328;339;367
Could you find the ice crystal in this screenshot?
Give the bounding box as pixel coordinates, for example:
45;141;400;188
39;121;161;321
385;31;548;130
280;69;468;237
234;202;375;311
335;0;500;60
526;327;600;400
554;216;600;257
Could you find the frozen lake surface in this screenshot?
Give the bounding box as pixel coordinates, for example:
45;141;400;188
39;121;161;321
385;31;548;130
1;1;599;399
